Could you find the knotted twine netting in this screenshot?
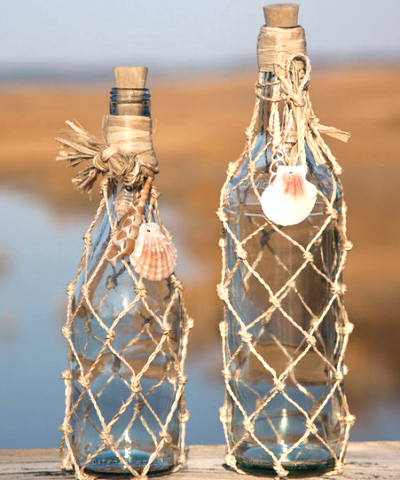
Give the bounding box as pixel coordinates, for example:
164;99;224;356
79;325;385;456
217;25;355;479
56;114;193;480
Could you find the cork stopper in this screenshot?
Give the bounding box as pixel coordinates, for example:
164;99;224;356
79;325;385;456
263;3;299;28
113;66;148;89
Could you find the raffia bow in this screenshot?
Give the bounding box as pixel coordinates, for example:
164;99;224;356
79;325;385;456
56;119;159;195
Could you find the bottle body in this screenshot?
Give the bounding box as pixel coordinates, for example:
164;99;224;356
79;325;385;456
220;76;348;475
67;88;185;475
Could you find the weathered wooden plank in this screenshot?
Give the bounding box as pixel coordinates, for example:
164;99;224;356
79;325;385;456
0;443;399;479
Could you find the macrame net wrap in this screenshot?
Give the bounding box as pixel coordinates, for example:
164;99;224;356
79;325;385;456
217;34;354;478
57;116;193;480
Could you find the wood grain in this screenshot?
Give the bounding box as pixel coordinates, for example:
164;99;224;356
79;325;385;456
0;443;398;479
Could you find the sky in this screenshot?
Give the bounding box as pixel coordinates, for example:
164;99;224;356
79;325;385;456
1;0;400;77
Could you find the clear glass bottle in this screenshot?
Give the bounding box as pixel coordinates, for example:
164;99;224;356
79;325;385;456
219;6;350;477
68;81;186;475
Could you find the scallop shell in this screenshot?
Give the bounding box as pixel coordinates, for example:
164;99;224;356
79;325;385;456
130;222;178;281
113;186;136;220
261;165;317;226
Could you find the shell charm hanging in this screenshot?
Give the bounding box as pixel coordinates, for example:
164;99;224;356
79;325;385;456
107;178;152;266
130;222;177;281
261;165;318;226
112;186;137;221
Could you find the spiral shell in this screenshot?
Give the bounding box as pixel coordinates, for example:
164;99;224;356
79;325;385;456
113;186;136;220
107;178;152;266
261;165;317;226
270;109;282;153
130;222;177;281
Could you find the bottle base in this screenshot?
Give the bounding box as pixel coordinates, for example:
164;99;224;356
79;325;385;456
83;449;176;476
236;444;336;477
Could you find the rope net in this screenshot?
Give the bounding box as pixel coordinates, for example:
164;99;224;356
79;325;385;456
217;54;354;478
57;117;193;480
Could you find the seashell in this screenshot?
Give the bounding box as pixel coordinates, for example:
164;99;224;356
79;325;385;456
113;186;136;221
261;165;317;226
130;222;178;281
107;178;152;266
283;111;297;147
270;109;282;153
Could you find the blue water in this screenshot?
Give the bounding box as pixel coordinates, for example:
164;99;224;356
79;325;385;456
0;188;398;449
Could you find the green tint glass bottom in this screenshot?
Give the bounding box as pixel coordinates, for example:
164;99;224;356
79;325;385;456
84;450;175;476
237;444;336;477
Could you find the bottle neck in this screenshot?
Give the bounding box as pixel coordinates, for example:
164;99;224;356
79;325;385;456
109;88;151;117
105;88;155;154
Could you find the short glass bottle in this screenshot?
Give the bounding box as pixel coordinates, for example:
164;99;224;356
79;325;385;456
69;87;185;475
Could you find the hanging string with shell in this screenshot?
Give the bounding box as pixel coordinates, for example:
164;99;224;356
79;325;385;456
256;54;349;228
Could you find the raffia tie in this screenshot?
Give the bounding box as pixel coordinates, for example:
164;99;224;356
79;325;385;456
56;115;159;194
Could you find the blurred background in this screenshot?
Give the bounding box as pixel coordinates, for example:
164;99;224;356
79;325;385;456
0;0;399;449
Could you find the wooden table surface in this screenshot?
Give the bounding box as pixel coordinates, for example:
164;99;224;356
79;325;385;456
0;443;399;479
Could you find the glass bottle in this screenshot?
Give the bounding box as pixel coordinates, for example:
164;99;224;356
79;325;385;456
219;5;352;477
65;68;188;476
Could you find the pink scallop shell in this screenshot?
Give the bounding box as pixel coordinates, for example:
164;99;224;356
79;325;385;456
130;222;178;281
261;165;317;226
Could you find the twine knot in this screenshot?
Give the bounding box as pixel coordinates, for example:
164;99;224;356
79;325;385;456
222;368;232;382
82;232;92;247
303;251;313;262
235;244;247;260
131;376;142;393
334;370;344;382
217;283;229;302
59;422;73;435
160;429;172;444
134;280;147;299
243;418;255;435
79;375;90;389
305;419;318;435
344;414;356;427
219;405;230;424
100;429;114;447
269;295;281;308
180;408;190;423
161;323;172;335
61;326;72;340
331;283;346;296
105;330;116;343
178;372;188;386
61;369;72;381
219;321;228;338
274;461;289;478
66;281;76;296
326;206;339;219
238;329;252;344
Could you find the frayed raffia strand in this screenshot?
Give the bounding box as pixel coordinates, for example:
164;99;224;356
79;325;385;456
56;115;159;195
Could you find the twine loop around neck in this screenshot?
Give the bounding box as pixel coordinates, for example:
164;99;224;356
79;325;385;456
56;116;159;194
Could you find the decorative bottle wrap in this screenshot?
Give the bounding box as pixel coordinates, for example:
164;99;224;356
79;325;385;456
57;73;192;480
217;5;354;478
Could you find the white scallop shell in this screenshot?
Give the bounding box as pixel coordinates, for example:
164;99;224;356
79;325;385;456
130;222;178;281
261;165;317;226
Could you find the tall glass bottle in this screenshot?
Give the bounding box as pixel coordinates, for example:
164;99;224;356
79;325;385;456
218;5;353;477
61;67;189;477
